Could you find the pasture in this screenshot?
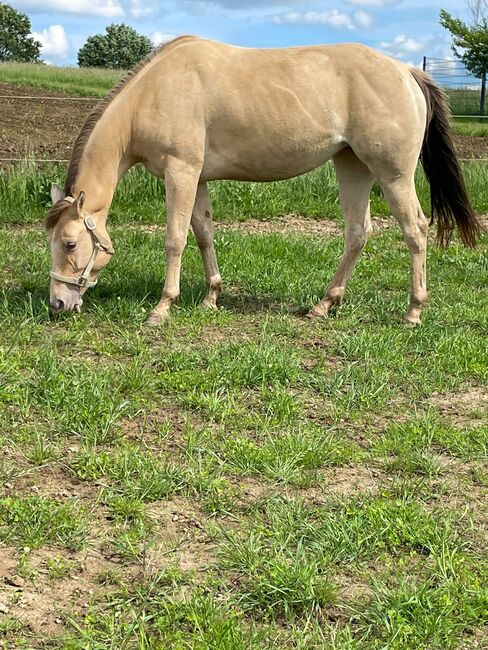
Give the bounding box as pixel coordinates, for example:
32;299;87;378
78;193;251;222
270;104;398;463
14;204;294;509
0;160;487;648
0;62;487;647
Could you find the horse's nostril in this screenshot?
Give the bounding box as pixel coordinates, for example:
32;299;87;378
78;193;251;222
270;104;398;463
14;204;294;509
51;298;64;312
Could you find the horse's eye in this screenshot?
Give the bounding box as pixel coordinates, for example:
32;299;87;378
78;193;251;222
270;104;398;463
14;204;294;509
65;241;77;251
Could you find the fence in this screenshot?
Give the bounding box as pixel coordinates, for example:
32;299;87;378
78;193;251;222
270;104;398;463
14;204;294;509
423;57;486;118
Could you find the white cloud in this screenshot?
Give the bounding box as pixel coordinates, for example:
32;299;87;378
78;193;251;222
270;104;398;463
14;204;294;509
273;10;356;30
353;10;373;28
273;9;373;30
130;0;156;18
185;0;296;7
151;31;178;46
381;34;424;58
393;34;423;52
31;24;70;61
345;0;400;6
12;0;124;17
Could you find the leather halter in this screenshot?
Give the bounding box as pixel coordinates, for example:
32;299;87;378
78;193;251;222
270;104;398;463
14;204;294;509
49;197;114;289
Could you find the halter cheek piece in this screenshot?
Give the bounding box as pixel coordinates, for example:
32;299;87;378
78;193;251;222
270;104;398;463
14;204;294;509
49;197;114;289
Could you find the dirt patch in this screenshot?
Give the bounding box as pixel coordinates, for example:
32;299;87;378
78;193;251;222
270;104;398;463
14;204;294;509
0;493;216;639
218;215;342;236
454;134;488;160
314;465;379;499
430;385;488;427
3;461;99;505
144;497;214;573
0;83;97;162
0;545;130;637
1;83;487;164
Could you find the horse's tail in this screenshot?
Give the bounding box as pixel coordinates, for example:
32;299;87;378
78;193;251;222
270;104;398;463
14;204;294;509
410;68;483;247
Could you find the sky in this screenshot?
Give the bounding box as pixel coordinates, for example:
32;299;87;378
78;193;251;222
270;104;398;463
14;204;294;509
8;0;472;67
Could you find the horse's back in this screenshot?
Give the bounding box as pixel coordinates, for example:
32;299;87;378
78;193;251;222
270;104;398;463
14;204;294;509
133;38;426;181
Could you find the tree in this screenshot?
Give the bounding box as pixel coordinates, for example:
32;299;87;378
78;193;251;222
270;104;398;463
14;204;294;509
0;2;41;62
440;2;488;115
78;24;153;69
440;5;488;78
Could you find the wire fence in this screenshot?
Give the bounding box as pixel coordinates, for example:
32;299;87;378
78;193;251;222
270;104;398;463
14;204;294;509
0;81;486;166
423;57;486;118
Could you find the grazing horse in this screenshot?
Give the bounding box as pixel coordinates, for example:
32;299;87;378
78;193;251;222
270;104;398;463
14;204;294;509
46;36;482;325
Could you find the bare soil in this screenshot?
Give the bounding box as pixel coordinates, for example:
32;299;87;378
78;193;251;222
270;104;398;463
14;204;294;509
0;83;98;161
1;83;487;161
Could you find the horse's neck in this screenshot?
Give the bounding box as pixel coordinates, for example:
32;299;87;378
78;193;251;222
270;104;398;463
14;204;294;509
71;109;133;225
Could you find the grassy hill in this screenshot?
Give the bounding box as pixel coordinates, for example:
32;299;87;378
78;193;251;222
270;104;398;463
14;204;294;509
0;62;124;97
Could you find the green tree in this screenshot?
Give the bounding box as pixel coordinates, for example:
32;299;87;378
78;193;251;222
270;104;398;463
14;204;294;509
440;5;488;78
0;2;41;62
78;23;153;69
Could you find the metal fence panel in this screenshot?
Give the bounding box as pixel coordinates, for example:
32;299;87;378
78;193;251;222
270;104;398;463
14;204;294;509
423;57;486;117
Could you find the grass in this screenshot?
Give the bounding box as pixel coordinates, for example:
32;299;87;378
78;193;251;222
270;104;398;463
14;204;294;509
447;88;484;117
452;119;488;137
1;159;488;226
0;496;85;549
0;166;487;646
0;62;123;97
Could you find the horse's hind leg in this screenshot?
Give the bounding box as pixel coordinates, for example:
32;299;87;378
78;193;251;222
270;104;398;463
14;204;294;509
381;177;429;325
191;182;222;309
308;147;374;319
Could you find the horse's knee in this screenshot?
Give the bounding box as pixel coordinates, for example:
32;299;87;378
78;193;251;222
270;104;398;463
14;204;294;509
345;223;370;254
165;237;187;257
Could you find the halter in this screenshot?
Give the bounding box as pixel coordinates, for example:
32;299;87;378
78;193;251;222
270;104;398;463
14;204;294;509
50;197;114;289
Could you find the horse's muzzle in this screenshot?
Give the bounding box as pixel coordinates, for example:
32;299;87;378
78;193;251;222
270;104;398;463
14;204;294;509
49;296;83;313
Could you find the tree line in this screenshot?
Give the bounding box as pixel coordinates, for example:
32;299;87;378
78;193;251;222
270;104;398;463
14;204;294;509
0;0;487;75
0;3;152;68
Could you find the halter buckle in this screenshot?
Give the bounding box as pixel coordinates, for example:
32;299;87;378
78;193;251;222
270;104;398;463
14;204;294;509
84;216;96;230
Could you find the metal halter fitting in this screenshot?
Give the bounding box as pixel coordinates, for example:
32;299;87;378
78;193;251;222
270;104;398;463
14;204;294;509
50;197;114;289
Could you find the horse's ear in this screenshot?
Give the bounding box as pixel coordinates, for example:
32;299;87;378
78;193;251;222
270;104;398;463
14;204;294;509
50;183;65;204
74;191;86;215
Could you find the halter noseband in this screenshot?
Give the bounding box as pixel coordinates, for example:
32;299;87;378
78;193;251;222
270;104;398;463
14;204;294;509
50;197;114;289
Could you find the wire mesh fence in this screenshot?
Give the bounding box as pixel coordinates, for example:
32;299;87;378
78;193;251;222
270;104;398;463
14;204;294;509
423;57;486;118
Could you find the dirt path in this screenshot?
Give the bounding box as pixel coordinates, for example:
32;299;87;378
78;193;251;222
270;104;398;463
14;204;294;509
1;83;488;162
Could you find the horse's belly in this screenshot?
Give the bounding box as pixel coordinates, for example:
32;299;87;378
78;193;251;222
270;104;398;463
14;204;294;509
202;133;344;182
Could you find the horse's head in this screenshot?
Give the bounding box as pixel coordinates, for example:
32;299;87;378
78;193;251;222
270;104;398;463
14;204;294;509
46;184;114;313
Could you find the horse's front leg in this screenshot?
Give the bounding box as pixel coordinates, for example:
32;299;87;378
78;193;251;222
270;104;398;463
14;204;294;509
146;160;200;326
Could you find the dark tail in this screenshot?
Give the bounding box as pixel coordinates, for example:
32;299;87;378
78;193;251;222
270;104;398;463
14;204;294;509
410;68;484;247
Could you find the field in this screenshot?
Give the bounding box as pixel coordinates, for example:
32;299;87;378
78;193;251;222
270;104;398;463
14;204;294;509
0;64;487;648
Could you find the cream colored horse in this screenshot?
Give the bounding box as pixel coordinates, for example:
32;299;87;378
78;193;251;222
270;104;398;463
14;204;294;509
46;36;482;325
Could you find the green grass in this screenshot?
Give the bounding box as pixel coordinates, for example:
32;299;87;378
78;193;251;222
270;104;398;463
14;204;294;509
0;496;85;549
0;184;487;647
1;159;488;226
447;88;484;117
0;62;124;96
452;119;488;137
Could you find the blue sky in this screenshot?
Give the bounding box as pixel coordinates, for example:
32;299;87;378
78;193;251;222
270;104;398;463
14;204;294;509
10;0;471;67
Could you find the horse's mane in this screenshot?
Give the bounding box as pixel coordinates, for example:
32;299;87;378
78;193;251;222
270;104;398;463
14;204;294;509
45;34;194;231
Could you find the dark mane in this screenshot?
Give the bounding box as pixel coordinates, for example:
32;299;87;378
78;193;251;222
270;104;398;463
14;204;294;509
63;34;195;197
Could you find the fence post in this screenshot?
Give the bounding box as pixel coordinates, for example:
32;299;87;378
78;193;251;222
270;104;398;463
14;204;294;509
422;56;426;72
480;71;486;119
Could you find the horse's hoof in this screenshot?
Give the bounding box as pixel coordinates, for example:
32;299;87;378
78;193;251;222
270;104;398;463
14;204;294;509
199;300;218;311
306;307;328;320
404;316;421;328
145;312;168;327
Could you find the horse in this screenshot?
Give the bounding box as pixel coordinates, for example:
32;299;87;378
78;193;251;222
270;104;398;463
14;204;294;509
46;35;482;326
